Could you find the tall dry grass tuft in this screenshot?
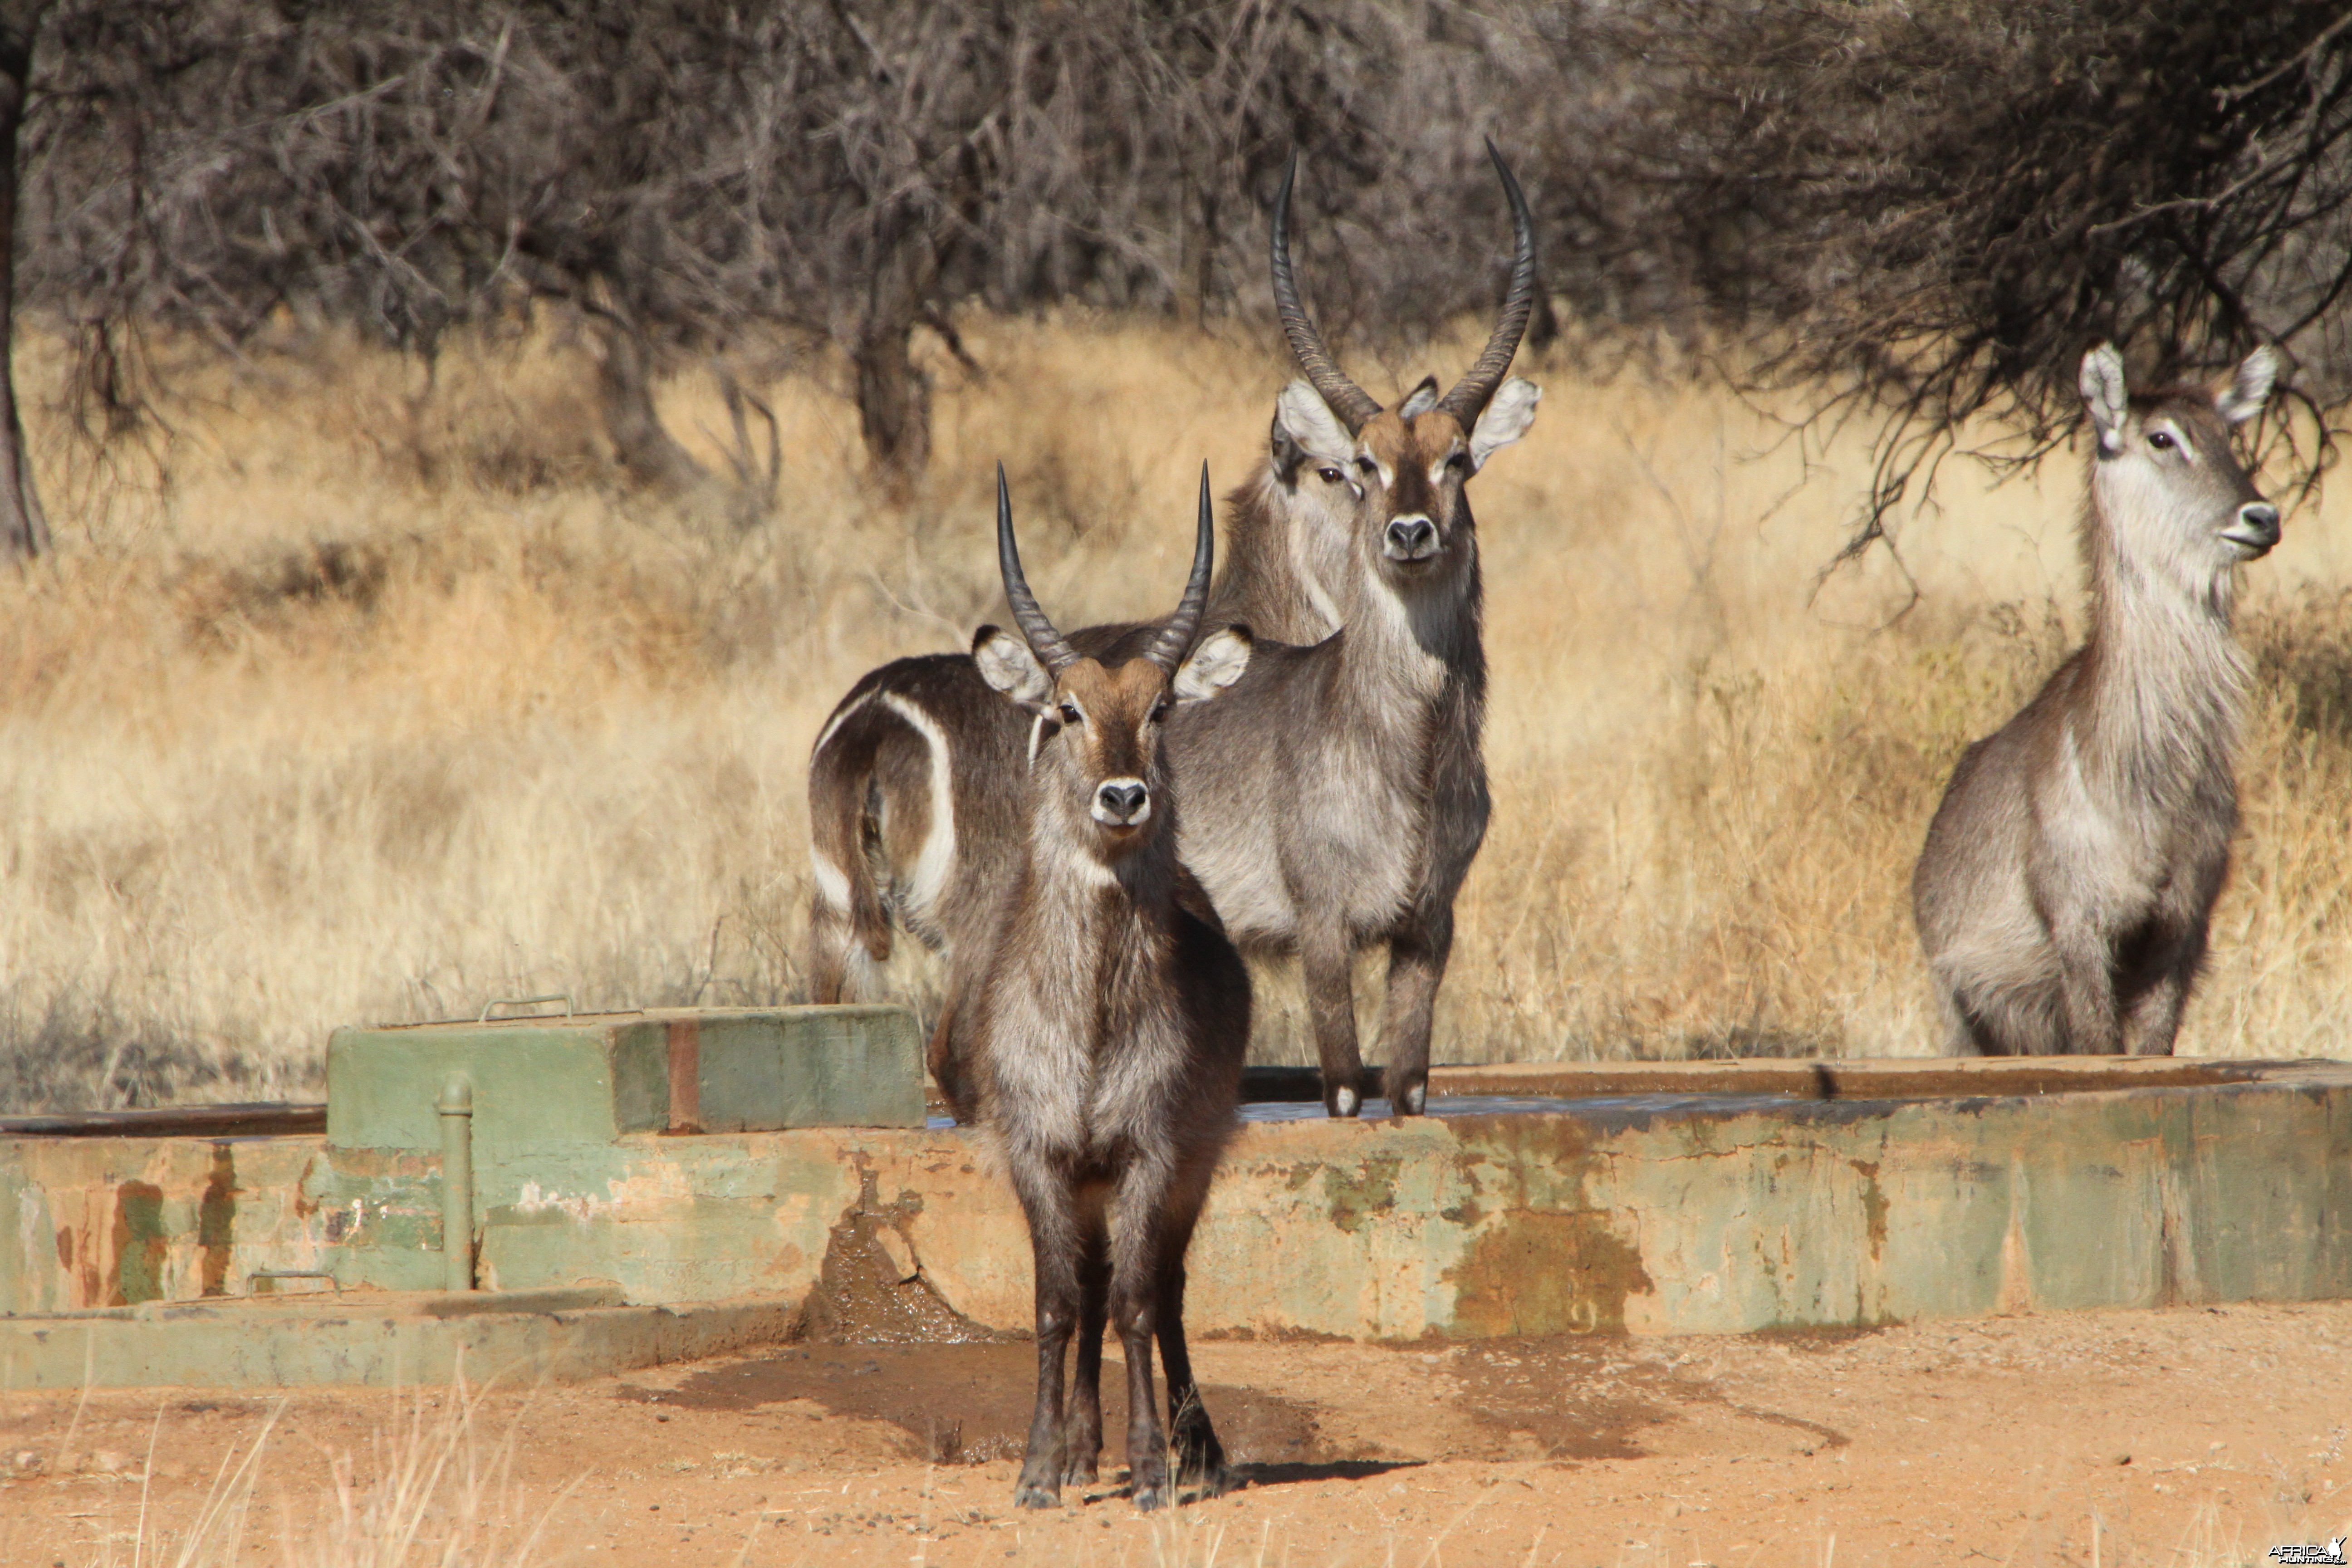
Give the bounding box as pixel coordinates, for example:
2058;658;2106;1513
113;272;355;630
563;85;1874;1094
2;314;2347;1107
78;1384;567;1568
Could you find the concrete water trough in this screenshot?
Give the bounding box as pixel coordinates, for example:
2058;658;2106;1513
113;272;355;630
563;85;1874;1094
0;1004;2345;1388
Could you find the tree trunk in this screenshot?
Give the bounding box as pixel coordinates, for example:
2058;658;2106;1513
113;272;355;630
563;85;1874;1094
590;309;707;495
1524;284;1560;352
1178;178;1217;326
0;3;52;560
853;301;931;494
852;230;934;493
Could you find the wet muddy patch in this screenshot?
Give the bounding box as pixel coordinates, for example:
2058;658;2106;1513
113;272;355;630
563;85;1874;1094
1443;1335;1851;1462
1444;1336;1678;1460
622;1342;1333;1471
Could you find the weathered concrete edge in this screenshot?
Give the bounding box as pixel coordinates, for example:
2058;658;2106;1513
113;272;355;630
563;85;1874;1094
6;1070;2349;1346
0;1294;803;1390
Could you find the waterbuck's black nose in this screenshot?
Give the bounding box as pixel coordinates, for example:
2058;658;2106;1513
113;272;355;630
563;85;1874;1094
1385;515;1437;561
1094;779;1149;826
2227;501;2282;554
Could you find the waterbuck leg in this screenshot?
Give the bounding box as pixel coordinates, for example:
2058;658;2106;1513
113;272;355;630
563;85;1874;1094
2122;927;2204;1057
1932;980;1981;1056
1012;1169;1083;1508
1063;1219;1110;1488
1108;1163;1174;1511
2051;917;2123;1054
806;902;854;1005
925;991;967;1123
1377;909;1455;1117
2122;975;2190;1057
1302;924;1366;1117
1154;1177;1230;1496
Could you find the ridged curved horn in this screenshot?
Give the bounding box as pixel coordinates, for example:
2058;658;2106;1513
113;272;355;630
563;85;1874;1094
1272;153;1382;434
1144;463;1217;671
995;463;1076;676
1436;138;1539;426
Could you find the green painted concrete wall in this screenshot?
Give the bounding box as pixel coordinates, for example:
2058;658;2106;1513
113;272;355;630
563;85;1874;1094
4;1068;2347;1341
326;1005;924;1152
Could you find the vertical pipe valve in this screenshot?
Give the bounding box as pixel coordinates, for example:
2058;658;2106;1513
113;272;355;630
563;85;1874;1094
436;1073;475;1292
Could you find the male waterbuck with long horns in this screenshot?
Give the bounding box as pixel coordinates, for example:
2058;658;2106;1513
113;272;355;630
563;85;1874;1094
1913;342;2282;1056
965;465;1253;1511
1225;140;1542;1115
807;143;1542;1118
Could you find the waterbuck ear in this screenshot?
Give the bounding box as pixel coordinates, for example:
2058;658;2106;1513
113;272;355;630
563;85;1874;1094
1268;414;1307;484
2216;345;2278;427
2079;343;2130;452
1467;377;1541;472
1396;376;1441;421
1172;626;1252;705
1276;381;1354;467
972;625;1051;709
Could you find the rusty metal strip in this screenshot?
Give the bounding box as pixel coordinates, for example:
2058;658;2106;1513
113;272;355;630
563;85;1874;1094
667;1018;703;1132
0;1104;328;1139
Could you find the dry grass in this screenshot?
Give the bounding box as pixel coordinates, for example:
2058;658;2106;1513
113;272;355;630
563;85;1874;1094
68;1387;567;1568
2;313;2348;1108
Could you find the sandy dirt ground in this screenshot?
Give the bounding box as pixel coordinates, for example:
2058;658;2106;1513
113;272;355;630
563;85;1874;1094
1;1301;2347;1567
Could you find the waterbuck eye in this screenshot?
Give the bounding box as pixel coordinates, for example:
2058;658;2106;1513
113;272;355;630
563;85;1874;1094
1446;451;1469;471
1150;699;1171;722
1057;702;1081;725
1316;467;1343;485
1355;456;1377;475
2149;430;2176;451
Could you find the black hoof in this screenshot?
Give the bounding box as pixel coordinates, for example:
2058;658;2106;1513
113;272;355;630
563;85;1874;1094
1172;1426;1226;1487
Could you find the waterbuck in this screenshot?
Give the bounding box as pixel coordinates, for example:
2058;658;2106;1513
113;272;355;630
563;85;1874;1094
1222;142;1542;1115
808;145;1542;1118
966;464;1253;1511
1912;342;2282;1056
803;410;1363;1011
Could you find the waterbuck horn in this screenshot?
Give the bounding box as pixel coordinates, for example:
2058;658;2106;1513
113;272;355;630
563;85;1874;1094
1435;138;1539;426
1271;153;1382;434
1144;463;1217;671
995;463;1077;676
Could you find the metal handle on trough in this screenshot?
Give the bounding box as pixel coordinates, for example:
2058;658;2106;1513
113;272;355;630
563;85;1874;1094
478;994;573;1023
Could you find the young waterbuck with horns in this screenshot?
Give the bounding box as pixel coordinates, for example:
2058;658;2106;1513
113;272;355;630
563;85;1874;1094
1913;342;2282;1056
807;143;1542;1119
965;464;1253;1511
802;406;1362;1012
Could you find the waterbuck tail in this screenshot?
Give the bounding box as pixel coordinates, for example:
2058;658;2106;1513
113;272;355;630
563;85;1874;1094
805;688;898;1003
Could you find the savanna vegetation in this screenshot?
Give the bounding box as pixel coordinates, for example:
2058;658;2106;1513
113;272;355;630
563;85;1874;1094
3;312;2350;1109
3;0;2351;1107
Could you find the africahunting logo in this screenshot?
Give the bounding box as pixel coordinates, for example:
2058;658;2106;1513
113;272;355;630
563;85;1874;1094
2269;1540;2348;1566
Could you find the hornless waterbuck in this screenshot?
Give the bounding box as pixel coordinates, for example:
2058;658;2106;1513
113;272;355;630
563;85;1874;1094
1912;342;2283;1056
806;145;1542;1118
966;465;1253;1512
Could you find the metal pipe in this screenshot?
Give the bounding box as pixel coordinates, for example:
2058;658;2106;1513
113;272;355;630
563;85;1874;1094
436;1073;475;1291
